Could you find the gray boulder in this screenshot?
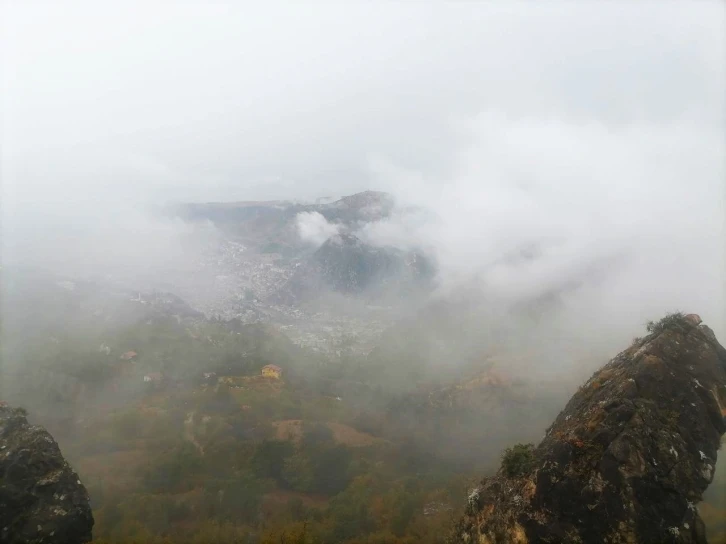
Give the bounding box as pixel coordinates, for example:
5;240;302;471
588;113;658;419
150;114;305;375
0;406;93;544
452;313;726;543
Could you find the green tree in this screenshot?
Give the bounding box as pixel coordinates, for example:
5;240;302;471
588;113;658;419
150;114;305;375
327;486;375;542
285;497;308;522
283;452;315;492
390;492;417;536
251;439;294;482
218;475;266;523
143;443;202;492
302;422;334;448
309;444;352;495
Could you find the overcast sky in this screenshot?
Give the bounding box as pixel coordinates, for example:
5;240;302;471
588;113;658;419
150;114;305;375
2;2;723;203
2;1;725;334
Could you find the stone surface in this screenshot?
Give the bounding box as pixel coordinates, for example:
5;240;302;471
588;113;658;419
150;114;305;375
0;406;93;544
451;314;726;544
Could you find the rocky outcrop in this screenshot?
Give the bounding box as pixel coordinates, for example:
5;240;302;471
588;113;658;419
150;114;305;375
452;313;726;543
0;406;93;544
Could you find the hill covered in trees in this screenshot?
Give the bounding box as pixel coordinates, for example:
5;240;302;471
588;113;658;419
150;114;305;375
2;273;725;543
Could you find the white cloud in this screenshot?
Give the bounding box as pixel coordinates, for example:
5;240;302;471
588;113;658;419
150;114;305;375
296;212;340;247
2;2;723;205
363;110;726;343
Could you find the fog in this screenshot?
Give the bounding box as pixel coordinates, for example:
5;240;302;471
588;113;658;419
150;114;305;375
359;111;726;361
2;2;725;352
2;4;726;541
297;212;341;247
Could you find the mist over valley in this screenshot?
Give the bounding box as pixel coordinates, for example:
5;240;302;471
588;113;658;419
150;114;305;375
1;2;725;543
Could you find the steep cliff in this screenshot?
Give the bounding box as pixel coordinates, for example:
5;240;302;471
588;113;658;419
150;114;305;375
0;406;93;544
452;313;726;544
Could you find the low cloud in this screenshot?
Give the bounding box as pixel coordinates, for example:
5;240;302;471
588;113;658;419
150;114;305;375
360;110;725;350
296;211;340;247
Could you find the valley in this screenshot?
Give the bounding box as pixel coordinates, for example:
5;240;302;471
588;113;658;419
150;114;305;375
3;4;724;542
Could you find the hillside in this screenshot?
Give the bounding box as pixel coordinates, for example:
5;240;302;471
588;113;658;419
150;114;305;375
275;233;434;304
3;268;725;543
174;192;434;307
152;191;438;358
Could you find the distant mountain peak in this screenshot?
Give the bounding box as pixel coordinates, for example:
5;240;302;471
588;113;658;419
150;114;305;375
324;232;363;247
334;190;392;206
273;228;434;303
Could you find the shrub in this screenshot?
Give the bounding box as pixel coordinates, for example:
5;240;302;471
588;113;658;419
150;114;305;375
282;452;314;492
645;311;686;335
251;439;294;482
302;422;334;447
142;443;202;493
501;443;535;478
217;475;266;522
309;443;352;495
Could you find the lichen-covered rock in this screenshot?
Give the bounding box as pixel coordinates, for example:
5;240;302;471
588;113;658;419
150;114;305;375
0;406;93;544
451;314;726;544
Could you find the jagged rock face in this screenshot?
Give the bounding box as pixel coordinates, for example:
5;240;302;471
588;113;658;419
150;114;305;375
0;407;93;544
452;315;726;544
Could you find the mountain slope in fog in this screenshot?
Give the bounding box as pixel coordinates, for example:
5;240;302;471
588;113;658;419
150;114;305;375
169;190;437;314
0;268;309;430
274;233;435;304
174;190;396;254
